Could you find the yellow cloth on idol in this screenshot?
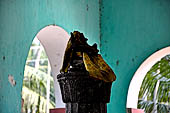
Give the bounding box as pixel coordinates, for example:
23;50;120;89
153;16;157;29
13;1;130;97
83;53;116;82
60;31;116;82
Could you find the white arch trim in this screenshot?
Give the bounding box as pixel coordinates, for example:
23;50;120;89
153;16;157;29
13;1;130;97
126;46;170;109
36;25;69;108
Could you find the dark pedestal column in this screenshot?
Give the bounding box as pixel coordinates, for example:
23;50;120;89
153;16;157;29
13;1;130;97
57;69;112;113
66;103;106;113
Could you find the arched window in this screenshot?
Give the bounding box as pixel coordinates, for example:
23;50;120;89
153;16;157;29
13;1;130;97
138;54;170;113
22;38;55;113
22;25;69;113
126;47;170;113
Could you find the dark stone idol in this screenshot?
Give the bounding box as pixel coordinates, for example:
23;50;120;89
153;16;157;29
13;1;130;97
57;31;116;113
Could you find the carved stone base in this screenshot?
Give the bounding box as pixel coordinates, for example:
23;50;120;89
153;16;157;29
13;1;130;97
66;103;107;113
57;71;112;103
57;59;112;113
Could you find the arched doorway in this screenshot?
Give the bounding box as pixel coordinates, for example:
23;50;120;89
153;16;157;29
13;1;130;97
22;25;69;113
126;47;170;113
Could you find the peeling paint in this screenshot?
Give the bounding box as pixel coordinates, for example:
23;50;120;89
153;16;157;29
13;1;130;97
0;0;100;113
116;60;119;66
132;58;135;62
3;56;5;60
86;4;88;11
8;74;16;87
101;0;170;112
99;0;102;49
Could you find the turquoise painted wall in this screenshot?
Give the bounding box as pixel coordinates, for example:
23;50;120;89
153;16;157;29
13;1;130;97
1;0;170;113
0;0;100;113
101;0;170;113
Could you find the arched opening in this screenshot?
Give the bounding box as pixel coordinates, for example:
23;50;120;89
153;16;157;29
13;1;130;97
22;25;69;113
126;46;170;113
22;38;55;113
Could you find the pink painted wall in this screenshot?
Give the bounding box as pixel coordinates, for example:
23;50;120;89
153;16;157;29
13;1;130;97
132;108;144;113
50;108;65;113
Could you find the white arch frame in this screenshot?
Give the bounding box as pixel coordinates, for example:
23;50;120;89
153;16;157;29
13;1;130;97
126;46;170;109
36;25;69;108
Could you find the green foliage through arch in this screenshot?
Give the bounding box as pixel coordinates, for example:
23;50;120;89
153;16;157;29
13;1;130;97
138;54;170;113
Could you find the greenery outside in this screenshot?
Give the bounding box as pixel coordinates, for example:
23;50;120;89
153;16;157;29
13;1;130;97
22;38;55;113
138;54;170;113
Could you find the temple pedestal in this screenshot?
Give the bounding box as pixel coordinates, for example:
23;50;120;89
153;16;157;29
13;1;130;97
57;70;112;113
57;31;115;113
66;103;106;113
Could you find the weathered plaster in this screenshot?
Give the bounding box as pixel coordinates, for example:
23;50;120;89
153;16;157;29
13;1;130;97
0;0;100;113
1;0;170;113
8;74;16;87
101;0;170;113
